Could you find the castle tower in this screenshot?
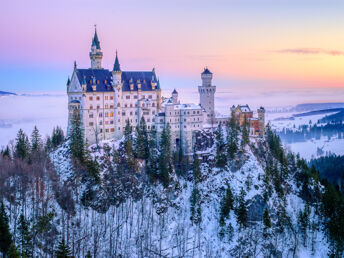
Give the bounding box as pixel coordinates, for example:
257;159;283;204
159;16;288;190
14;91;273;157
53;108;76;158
172;89;178;104
89;27;103;69
257;107;265;136
198;67;216;123
112;51;122;139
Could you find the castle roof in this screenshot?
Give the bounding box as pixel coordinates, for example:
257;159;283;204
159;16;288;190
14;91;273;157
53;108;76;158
91;28;101;50
113;51;121;71
172;89;178;94
202;67;212;75
75;68;158;92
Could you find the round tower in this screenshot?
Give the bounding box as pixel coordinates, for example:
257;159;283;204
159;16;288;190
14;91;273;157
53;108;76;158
172;89;178;104
198;67;216;124
257;107;265;136
89;27;103;69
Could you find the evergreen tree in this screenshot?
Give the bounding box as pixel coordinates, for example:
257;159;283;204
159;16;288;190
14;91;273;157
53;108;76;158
31;125;43;152
52;126;65;148
298;202;311;246
190;186;202;224
215;124;226;168
159;125;172;187
55;237;72;258
219;185;234;226
241;115;249;149
17;214;32;258
192;151;201;183
45;136;52;152
146;128;159;182
1;146;10;158
123;120;137;173
69;109;84;162
85;250;92;258
14;129;30;160
227;110;239;160
8;243;20;258
235;188;248;228
263;208;271;229
134;117;149;160
0;201;12;256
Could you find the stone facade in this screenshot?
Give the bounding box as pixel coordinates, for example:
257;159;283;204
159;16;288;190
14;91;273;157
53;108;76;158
66;28;265;151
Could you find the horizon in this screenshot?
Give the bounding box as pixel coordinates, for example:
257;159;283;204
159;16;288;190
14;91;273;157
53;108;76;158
1;0;344;105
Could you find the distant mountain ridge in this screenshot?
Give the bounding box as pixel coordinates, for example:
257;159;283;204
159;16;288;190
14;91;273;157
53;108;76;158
294;102;344;112
0;90;16;96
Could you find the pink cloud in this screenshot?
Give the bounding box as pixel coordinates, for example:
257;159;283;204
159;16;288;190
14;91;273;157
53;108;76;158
276;48;344;56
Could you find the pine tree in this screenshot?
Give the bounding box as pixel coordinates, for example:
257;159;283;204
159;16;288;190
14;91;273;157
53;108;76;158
192;151;201;183
69;109;84;162
17;214;32;258
219;185;234;226
298;202;310;246
0;201;12;256
227;110;239;160
8;242;20;258
85;250;92;258
134;117;149;160
123;120;137;174
52;126;65;148
215;124;226;168
190;186;202;224
31;126;43;152
15;129;30;160
235;189;248;228
55;237;72;258
1;146;10;158
263;208;271;229
146;128;159;182
159;124;172;187
241;116;249;149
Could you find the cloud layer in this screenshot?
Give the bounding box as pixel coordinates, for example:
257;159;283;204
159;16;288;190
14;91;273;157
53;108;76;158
276;48;344;56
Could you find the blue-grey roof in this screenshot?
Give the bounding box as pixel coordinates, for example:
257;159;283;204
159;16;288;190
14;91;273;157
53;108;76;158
202;68;212;74
70;100;80;104
172;89;178;94
92;29;101;49
75;68;158;92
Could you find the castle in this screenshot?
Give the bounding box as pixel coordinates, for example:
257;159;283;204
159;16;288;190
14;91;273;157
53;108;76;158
66;28;265;152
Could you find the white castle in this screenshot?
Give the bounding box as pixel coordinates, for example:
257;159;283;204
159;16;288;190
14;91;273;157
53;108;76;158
67;29;265;152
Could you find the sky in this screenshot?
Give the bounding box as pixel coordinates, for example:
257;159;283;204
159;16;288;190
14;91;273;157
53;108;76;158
1;0;344;106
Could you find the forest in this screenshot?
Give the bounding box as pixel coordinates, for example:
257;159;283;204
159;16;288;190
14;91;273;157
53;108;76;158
0;112;344;257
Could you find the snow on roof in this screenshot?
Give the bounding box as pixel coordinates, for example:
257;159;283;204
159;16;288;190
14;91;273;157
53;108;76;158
239;105;251;112
173;103;202;110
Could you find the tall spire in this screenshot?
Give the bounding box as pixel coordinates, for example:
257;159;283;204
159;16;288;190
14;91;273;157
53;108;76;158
91;25;101;50
113;51;121;71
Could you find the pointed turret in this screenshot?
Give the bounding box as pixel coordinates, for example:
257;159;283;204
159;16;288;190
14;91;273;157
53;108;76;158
89;25;103;69
66;77;70;86
91;27;101;50
113;51;121;71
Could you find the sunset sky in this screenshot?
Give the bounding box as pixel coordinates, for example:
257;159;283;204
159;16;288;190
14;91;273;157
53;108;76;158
1;0;344;105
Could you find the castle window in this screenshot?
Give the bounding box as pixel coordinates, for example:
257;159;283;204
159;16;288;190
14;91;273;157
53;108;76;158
117;103;120;107
110;112;113;117
148;95;152;99
90;105;93;109
110;105;114;109
104;80;107;84
148;126;150;129
118;127;121;130
106;129;109;132
135;104;138;107
152;103;155;107
99;113;102;117
105;121;109;125
126;95;130;99
105;96;108;100
130;112;133;116
110;128;114;132
152;111;155;115
147;118;150;122
97;105;100;109
89;122;94;126
135;111;138;115
105;112;108;117
130;104;133;108
134;95;138;99
100;129;102;133
105;104;108;109
89;113;93;118
97;80;99;84
110;120;114;124
110;96;114;100
99;121;103;125
96;96;100;100
89;96;93;101
122;112;126;116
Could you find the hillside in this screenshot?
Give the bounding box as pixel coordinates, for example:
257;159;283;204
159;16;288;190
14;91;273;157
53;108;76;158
0;124;343;257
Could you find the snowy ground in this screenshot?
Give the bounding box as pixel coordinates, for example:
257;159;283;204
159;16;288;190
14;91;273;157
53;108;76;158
268;111;344;160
